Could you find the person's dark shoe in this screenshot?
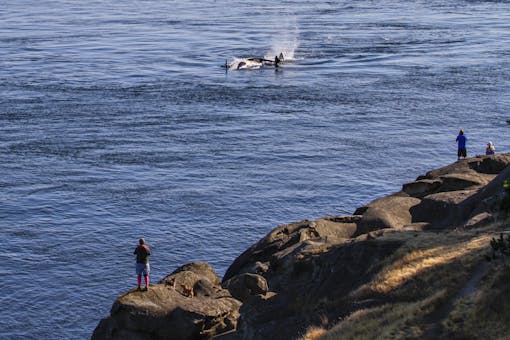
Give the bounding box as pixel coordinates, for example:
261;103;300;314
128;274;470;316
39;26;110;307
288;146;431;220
137;286;142;291
144;286;149;291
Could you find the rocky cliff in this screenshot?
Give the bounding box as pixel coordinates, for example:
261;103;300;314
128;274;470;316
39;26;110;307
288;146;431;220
93;154;510;340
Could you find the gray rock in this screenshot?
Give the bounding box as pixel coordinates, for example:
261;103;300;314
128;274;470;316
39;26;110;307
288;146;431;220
223;273;268;302
92;262;241;340
354;194;421;233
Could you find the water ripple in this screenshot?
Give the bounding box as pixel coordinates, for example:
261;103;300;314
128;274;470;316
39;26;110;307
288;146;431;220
1;0;510;338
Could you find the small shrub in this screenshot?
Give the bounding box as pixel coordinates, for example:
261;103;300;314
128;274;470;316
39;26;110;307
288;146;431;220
499;180;510;212
486;233;510;265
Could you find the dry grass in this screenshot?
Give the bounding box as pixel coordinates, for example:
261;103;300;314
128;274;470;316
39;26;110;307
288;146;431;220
319;230;499;339
300;326;328;340
370;235;489;293
351;232;491;298
321;292;444;340
443;264;510;339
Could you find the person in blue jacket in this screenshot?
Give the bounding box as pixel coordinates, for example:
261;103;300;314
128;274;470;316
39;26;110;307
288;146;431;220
456;130;467;160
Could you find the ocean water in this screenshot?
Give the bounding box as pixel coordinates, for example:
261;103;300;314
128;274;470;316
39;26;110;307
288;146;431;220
1;0;510;338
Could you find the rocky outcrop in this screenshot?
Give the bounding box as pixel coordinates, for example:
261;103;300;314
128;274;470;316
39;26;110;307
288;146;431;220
405;155;510;228
92;262;241;340
225;237;404;340
218;155;510;339
224;155;510;282
93;154;510;340
351;155;510;230
223;216;360;282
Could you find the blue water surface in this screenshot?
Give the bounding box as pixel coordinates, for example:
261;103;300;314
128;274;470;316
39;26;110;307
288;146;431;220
1;0;510;338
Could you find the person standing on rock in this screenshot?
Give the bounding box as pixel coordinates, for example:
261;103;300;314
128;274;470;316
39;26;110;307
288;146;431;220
456;130;467;160
134;238;151;291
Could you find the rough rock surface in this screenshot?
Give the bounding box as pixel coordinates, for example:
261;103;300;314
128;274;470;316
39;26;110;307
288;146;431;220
218;155;510;339
92;262;241;339
226;237;404;340
222;273;268;302
93;154;510;340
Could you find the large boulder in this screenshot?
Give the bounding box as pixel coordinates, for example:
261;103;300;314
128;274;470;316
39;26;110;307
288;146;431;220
223;216;359;282
402;178;442;198
410;189;475;228
222;273;268;302
353;194;421;233
402;172;492;198
92;262;241;340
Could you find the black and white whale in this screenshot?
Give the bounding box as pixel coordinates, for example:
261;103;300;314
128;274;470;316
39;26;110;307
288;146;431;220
226;53;285;70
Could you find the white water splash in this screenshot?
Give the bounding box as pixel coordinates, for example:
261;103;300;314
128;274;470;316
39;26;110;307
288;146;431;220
226;17;299;69
265;17;299;61
226;58;263;70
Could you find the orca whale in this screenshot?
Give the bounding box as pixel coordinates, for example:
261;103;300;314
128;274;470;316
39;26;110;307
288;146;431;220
226;53;285;70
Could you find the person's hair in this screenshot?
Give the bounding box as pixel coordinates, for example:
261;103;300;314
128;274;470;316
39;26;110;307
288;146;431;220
139;238;145;245
459;130;464;135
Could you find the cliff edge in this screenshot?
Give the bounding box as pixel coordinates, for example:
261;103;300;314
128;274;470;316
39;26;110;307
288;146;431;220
93;154;510;339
